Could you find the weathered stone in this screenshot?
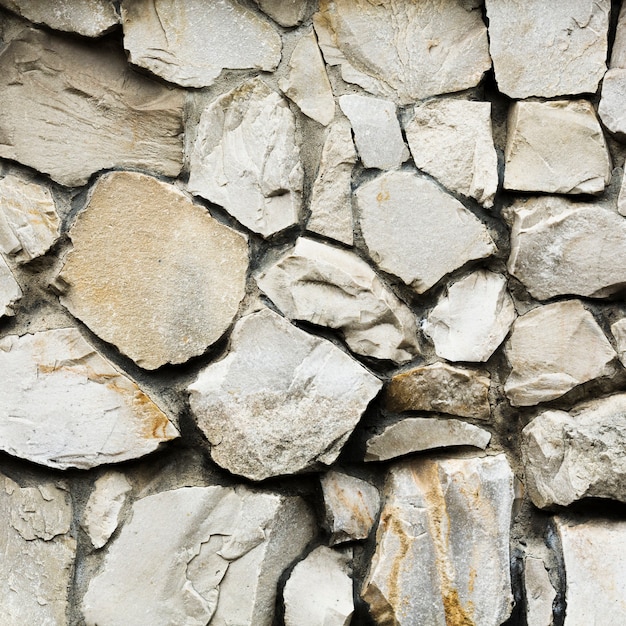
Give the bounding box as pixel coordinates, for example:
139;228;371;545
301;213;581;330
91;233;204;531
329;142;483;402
256;237;420;363
385;362;491;420
0;328;178;469
618;170;626;217
363;455;514;625
405;99;498;207
505;301;616;407
0;255;21;317
0;28;184;187
611;2;626;68
284;546;354;626
356;171;495;294
598;69;626;138
314;0;490;104
121;0;281;88
279;31;335;126
339;95;408;170
56;172;248;370
252;0;307;27
486;0;609;98
188;79;303;238
188;309;382;481
524;556;556;626
611;318;626;367
504;100;611;195
83;485;315;626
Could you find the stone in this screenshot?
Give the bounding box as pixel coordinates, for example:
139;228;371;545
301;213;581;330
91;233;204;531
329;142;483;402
0;174;60;263
405;99;498;207
256;237;420;363
339;94;408;170
121;0;281;88
56;172;248;370
252;0;307;27
0;28;184;187
284;546;354;626
611;2;626;68
485;0;609;98
279;31;335;126
598;69;626;138
619;170;626;217
307;118;356;245
82;485;315;626
362;455;514;625
505;301;616;407
504;100;611;195
188;79;303;238
0;328;178;470
611;318;626;367
320;470;380;545
355;170;495;294
423;270;516;363
385;362;491;420
188;309;382;481
0;255;21;318
524;556;556;626
313;0;491;104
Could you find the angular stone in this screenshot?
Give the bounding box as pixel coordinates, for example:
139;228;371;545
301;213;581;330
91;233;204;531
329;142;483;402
188;309;382;481
524;556;556;626
188;79;303;238
611;2;626;69
83;485;315;626
0;255;21;317
121;0;281;88
0;28;184;187
385;362;491;420
279;31;335;126
424;270;516;363
56;172;248;370
505;301;616;407
0;328;178;470
405;99;498;207
611;318;626;367
252;0;307;27
339;94;408;170
598;69;626;138
486;0;609;98
256;237;420;363
363;455;514;626
504;100;611;195
314;0;490;104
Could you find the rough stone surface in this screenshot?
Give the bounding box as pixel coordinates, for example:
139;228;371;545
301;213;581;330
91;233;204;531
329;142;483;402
611;318;626;367
362;455;514;626
252;0;307;27
0;28;184;187
619;170;626;217
256;237;420;363
188;309;382;481
188;78;303;238
0;255;21;318
611;2;626;68
599;69;626;138
56;172;248;370
524;556;556;626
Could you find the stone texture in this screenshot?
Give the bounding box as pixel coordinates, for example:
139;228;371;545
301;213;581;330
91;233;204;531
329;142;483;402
505;301;616;407
339;94;408;170
405;99;498;207
619;170;626;217
524;556;556;626
256;237;420;363
611;2;626;68
0;328;178;470
252;0;307;27
188;309;382;481
356;170;495;294
121;0;281;88
0;255;21;318
0;28;184;187
486;0;609;98
314;0;490;104
188;79;303;238
504;100;611;195
611;318;626;367
83;485;315;626
56;172;248;370
362;455;514;626
598;69;626;138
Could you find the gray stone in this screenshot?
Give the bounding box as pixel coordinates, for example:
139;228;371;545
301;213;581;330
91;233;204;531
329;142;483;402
524;556;556;626
611;318;626;367
598;69;626;138
252;0;307;27
0;255;21;318
618;169;626;217
610;2;626;68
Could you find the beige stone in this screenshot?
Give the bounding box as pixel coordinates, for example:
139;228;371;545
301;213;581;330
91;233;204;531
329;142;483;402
252;0;307;27
611;318;626;367
598;69;626;138
524;556;556;626
0;255;21;318
618;169;626;217
611;2;626;68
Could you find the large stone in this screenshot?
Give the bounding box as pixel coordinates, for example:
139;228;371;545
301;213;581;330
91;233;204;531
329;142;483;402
486;0;609;98
356;171;495;294
0;28;184;187
313;0;490;104
188;79;303;238
189;309;382;481
0;255;21;318
256;237;420;363
83;485;315;626
504;100;611;195
598;69;626;138
121;0;281;88
56;172;248;370
362;455;514;626
252;0;307;27
524;556;556;626
611;318;626;367
504;300;616;407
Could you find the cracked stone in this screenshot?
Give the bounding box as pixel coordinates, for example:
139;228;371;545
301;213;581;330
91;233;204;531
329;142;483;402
252;0;307;27
0;255;21;318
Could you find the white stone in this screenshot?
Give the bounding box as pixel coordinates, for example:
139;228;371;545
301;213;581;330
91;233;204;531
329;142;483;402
611;318;626;366
256;237;420;363
598;69;626;138
0;254;21;318
188;309;382;481
618;169;626;217
611;2;626;68
252;0;307;27
524;556;556;626
188;78;303;238
0;328;178;470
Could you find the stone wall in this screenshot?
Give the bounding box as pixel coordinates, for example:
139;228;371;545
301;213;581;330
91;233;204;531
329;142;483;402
0;1;625;624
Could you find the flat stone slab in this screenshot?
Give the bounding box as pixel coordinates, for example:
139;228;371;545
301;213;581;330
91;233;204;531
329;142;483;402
524;556;556;626
598;69;626;138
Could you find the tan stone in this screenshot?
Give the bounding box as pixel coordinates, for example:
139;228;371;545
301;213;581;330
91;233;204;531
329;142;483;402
598;69;626;138
524;556;556;626
252;0;307;27
611;318;626;367
0;254;21;318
